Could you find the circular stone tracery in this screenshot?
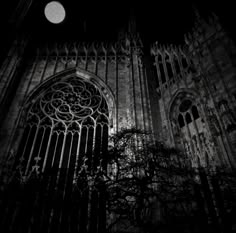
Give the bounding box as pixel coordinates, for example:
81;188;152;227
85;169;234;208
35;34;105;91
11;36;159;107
27;76;108;124
179;99;192;113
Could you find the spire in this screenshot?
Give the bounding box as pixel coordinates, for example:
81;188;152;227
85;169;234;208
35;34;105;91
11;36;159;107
10;0;35;28
191;3;201;20
83;20;87;34
191;3;207;30
128;8;137;34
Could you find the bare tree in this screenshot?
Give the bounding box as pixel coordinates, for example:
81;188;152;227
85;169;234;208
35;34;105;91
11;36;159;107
83;128;236;233
73;128;197;233
1;128;236;233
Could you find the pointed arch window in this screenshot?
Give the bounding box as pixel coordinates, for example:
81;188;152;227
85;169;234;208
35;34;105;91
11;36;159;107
165;54;173;79
15;76;109;178
178;114;185;128
158;54;166;84
186;112;192;124
182;55;188;69
172;97;214;167
12;76;110;232
174;55;180;74
192;105;199;120
152;63;159;88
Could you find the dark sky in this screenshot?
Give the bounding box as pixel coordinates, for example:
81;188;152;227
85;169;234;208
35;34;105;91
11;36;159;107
1;1;236;46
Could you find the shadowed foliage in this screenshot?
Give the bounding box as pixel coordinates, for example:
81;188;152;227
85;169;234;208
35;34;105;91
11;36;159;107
0;128;236;233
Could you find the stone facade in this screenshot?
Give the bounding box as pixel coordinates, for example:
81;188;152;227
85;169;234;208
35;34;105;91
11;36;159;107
0;3;236;233
0;33;153;163
150;13;236;168
0;9;236;170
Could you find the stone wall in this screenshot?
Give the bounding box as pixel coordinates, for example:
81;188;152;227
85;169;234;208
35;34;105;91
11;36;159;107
0;36;153;161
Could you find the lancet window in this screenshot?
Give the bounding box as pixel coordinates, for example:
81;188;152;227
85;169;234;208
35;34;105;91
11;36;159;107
152;63;159;88
174;55;180;74
158;54;166;84
173;98;214;167
181;55;188;69
165;54;173;79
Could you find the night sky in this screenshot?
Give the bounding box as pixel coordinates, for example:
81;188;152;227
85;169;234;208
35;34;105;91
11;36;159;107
0;1;236;47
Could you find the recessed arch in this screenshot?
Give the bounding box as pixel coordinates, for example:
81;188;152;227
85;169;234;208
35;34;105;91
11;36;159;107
9;68;113;231
21;67;116;128
185;112;192;124
168;89;216;168
168;88;200;121
16;69;113;175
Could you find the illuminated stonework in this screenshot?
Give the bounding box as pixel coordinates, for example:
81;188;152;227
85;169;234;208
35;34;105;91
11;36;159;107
0;3;236;233
17;76;109;177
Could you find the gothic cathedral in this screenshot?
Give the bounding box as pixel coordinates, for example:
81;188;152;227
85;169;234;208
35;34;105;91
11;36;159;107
0;1;236;233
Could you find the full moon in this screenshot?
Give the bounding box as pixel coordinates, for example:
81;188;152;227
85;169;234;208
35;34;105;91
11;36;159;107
44;1;66;24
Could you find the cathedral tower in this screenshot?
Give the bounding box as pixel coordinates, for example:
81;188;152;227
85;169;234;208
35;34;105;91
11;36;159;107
150;11;236;168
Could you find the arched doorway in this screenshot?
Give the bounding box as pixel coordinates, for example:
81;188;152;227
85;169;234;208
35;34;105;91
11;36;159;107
1;74;110;233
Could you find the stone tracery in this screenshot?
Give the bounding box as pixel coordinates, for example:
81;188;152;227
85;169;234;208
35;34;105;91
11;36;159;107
16;76;109;179
169;92;216;167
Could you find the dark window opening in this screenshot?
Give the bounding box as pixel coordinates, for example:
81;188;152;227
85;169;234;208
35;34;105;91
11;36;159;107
80;52;86;57
159;63;166;84
174;57;180;74
179;99;192;113
182;56;188;69
186;113;192;124
166;62;173;79
233;93;236;101
158;55;166;84
178;114;185;128
205;152;210;167
192;105;200;120
212;84;217;91
152;64;159;88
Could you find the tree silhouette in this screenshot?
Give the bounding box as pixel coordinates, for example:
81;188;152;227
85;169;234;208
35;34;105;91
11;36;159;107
102;128;197;233
0;128;236;233
83;128;236;233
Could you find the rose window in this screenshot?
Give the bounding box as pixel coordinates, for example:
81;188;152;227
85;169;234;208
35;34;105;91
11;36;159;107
15;76;109;178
